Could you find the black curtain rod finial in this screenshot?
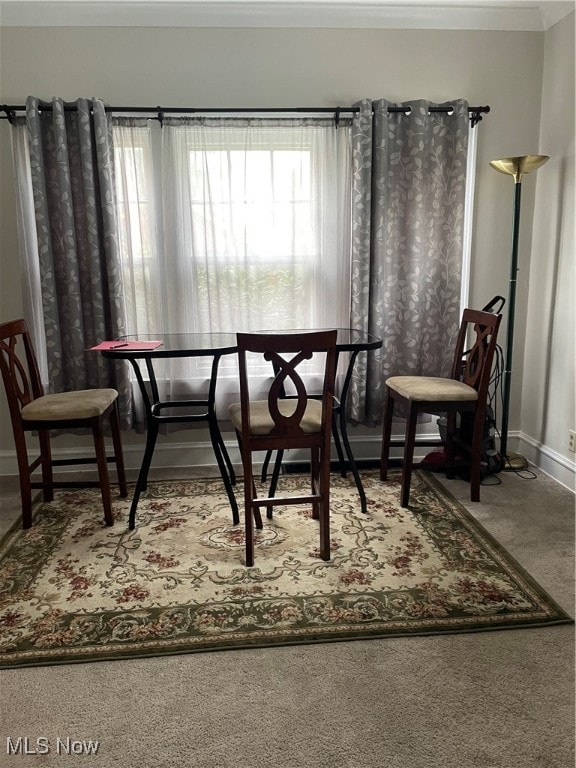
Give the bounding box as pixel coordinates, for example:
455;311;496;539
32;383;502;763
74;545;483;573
470;105;490;127
1;105;16;124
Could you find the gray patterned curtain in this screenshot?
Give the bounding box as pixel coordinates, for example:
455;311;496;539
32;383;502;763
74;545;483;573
25;96;131;426
349;98;470;426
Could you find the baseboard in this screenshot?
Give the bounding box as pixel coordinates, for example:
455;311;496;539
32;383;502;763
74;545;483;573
2;431;573;492
0;441;224;477
515;431;576;492
0;431;429;478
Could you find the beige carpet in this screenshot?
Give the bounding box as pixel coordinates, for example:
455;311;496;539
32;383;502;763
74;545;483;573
0;465;574;767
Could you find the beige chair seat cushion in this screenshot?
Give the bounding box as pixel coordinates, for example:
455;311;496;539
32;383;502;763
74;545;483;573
386;376;478;402
229;398;323;435
21;389;118;421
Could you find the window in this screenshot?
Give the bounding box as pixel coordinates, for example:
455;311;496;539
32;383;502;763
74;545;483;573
113;117;352;405
114;126;161;337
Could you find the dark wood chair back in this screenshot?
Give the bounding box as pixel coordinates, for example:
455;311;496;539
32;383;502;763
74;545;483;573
0;319;44;425
236;330;337;445
451;308;502;398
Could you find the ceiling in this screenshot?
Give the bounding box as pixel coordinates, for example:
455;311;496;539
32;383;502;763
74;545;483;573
0;0;574;30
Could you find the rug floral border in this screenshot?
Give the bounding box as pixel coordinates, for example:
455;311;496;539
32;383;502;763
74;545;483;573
0;472;572;668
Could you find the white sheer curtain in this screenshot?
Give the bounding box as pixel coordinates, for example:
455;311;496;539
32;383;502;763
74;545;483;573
11;120;48;386
113;116;352;417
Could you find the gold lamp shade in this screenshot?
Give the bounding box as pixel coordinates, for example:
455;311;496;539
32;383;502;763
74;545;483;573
489;155;549;182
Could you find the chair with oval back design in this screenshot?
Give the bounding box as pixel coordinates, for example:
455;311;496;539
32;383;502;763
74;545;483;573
229;330;337;567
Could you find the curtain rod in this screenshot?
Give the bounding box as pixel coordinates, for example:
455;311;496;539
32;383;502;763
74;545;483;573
0;104;490;126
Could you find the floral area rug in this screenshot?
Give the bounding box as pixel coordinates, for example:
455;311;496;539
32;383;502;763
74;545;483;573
0;471;571;667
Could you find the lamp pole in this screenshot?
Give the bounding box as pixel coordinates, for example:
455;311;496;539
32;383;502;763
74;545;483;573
489;155;549;467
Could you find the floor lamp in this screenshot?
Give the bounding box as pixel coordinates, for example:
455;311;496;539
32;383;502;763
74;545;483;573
489;154;549;470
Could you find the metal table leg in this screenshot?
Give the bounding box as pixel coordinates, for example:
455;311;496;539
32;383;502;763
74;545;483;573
127;354;239;527
128;419;159;530
335;350;369;514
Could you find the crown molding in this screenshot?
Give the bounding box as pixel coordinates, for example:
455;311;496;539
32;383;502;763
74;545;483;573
0;1;574;31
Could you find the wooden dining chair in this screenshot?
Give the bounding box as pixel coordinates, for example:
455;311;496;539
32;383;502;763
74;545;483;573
380;309;502;507
229;330;337;567
0;319;128;528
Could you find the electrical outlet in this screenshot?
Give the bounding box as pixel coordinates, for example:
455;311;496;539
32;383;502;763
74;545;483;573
569;430;576;453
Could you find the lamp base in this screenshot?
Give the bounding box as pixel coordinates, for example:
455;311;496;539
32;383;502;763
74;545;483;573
502;451;529;472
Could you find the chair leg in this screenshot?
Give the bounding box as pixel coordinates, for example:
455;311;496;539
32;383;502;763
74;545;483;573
261;450;273;482
331;410;346;477
38;429;54;502
380;390;394;481
311;447;320;520
14;433;33;529
251;476;263;530
469;414;484;502
93;420;114;526
445;412;457;479
243;455;255;567
235;431;262;531
266;449;283;519
401;405;418;507
109;402;128;498
318;446;330;561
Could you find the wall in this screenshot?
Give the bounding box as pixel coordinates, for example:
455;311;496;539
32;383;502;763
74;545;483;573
519;12;575;490
1;22;566;481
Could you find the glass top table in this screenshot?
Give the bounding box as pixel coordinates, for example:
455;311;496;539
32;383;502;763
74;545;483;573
102;329;380;356
101;329;382;526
